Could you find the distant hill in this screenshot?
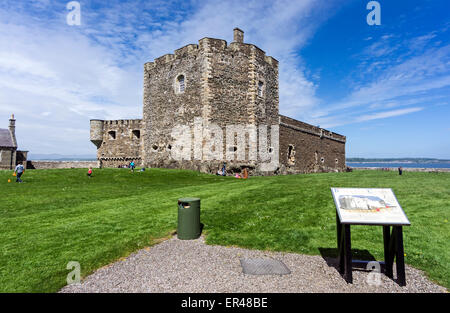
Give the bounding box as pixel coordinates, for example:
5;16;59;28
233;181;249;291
28;154;97;161
346;158;450;163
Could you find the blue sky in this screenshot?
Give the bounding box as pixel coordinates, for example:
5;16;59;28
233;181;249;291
0;0;449;158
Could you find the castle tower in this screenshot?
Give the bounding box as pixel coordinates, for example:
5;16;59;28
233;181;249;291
90;119;104;149
89;118;143;168
88;28;345;174
142;28;279;173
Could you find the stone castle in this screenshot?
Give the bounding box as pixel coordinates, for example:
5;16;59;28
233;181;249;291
90;29;346;175
0;115;28;170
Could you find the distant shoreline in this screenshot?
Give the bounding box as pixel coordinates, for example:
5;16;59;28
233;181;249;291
348;161;450;164
349;166;450;172
346;158;450;164
348;161;415;164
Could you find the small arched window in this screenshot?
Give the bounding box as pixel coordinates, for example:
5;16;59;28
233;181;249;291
257;81;264;97
177;75;185;93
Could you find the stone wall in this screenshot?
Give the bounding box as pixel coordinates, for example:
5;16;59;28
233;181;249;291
141;34;280;174
27;161;99;169
0;148;15;170
279;115;346;174
90;119;143;167
143;43;204;169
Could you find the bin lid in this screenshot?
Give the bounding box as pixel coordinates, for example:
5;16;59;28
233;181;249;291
178;197;200;202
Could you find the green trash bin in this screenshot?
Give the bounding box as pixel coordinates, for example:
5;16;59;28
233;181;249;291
177;197;201;240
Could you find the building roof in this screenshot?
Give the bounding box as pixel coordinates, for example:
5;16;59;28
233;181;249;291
0;128;15;148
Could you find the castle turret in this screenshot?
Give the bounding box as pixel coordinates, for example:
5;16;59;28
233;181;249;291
90;119;104;148
233;28;244;43
9;114;17;147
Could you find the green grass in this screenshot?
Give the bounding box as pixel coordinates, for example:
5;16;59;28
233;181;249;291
0;168;449;292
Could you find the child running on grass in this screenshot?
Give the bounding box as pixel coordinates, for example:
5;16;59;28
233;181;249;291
14;162;25;183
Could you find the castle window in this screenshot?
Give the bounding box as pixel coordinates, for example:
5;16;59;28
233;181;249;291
287;145;295;165
177;75;185;93
257;81;264;97
132;130;140;139
321;157;325;163
108;131;116;140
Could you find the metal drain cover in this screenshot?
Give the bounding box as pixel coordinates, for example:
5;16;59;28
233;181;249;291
240;258;291;275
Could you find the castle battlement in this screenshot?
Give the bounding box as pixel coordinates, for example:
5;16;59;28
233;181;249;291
175;44;199;57
90;119;142;126
144;31;278;70
279;115;346;144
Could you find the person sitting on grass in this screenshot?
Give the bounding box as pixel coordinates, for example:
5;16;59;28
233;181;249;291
242;168;248;179
14;162;25;183
87;167;93;178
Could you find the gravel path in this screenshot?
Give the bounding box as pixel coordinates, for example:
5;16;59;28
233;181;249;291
60;236;446;293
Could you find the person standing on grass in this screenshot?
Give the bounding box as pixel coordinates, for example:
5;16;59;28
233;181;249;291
14;162;25;183
130;161;135;172
398;166;403;176
221;163;226;176
87;167;93;178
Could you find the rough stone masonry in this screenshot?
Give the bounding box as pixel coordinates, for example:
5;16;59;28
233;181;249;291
90;28;346;175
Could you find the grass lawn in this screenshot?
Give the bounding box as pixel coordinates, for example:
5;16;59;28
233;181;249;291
0;168;449;292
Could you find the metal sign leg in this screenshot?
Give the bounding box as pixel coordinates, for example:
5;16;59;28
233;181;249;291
337;213;344;274
395;226;406;286
337;221;352;283
343;224;352;283
385;225;406;286
383;226;393;278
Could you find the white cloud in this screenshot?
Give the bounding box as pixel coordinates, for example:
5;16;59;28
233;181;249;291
356;107;424;123
312;35;450;128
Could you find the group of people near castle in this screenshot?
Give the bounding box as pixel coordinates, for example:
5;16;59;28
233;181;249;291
117;161;136;171
216;163;249;179
12;160;249;183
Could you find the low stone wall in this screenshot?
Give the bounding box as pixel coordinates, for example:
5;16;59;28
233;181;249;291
27;161;99;169
350;167;450;173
